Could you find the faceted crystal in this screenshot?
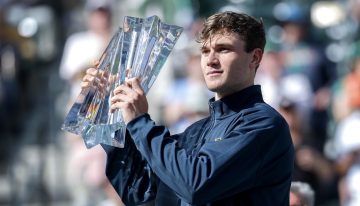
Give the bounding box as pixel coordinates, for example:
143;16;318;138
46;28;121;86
61;30;122;135
62;15;183;148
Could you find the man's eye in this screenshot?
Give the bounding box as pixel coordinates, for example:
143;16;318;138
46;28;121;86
201;49;210;55
219;48;230;53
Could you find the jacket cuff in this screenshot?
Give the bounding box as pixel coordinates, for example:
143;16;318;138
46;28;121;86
126;113;153;141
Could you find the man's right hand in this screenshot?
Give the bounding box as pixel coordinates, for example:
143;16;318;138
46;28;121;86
80;66;101;89
80;63;111;97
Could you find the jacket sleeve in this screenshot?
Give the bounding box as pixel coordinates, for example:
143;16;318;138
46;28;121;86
101;133;158;206
126;113;293;205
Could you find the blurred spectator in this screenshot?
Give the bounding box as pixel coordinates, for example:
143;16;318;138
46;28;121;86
59;5;112;100
278;97;338;205
0;9;22;134
256;49;313;133
277;5;337;150
290;181;315;206
58;2;123;206
0;8;22;204
255;50;284;109
349;0;360;41
163;40;211;133
333;43;360;206
335;110;360;206
332;41;360;123
0;6;24;185
343;49;360;113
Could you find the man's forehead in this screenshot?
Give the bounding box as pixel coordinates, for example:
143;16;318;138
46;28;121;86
201;33;242;47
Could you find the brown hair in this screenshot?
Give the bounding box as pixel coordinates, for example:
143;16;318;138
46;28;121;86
198;11;266;53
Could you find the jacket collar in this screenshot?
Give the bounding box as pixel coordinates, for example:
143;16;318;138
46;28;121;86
209;85;264;118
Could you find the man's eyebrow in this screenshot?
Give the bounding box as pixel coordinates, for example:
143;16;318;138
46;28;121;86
201;43;233;49
213;43;233;47
200;45;209;51
200;41;237;53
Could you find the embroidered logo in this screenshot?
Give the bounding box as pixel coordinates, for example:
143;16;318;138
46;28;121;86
214;137;223;142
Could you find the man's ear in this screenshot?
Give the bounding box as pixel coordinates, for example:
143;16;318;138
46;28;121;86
250;48;263;69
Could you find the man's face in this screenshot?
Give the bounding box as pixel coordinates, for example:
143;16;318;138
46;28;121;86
200;32;260;99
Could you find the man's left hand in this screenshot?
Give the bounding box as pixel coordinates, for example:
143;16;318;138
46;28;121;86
110;78;148;124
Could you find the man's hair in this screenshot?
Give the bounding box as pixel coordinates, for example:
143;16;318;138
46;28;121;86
197;11;266;53
290;181;315;206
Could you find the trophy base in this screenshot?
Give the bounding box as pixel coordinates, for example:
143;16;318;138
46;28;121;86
81;121;126;148
61;103;87;135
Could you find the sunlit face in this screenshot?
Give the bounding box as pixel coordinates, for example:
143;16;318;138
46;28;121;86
200;32;261;100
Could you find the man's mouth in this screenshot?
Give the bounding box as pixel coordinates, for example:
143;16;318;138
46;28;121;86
207;70;223;77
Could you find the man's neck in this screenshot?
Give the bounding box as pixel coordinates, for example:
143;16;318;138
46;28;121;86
214;84;255;100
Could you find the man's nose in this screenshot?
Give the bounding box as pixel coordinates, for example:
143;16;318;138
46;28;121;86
207;51;219;67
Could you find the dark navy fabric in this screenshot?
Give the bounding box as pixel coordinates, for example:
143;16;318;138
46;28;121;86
102;85;294;206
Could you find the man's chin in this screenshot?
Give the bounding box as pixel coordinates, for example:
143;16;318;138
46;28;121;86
207;86;223;94
205;81;222;92
206;86;218;93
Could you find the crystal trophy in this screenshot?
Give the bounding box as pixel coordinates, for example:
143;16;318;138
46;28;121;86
61;29;122;135
79;28;124;148
61;15;183;148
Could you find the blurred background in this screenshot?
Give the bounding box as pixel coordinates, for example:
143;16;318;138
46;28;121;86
1;0;360;205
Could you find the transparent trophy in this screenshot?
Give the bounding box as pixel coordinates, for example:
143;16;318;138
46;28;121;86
61;29;122;135
61;15;183;148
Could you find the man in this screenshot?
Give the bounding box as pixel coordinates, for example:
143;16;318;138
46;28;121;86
82;11;294;205
289;181;315;206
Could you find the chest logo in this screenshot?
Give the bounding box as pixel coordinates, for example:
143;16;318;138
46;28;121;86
214;137;223;142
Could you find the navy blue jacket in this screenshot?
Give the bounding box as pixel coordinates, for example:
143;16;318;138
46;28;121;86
102;85;294;205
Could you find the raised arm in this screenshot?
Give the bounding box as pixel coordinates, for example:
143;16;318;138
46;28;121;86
80;67;158;205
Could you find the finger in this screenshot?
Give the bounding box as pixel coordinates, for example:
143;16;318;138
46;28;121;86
82;74;96;83
125;68;131;79
110;101;132;113
99;70;109;78
109;74;118;85
86;67;99;76
110;93;133;104
80;81;92;89
113;84;135;96
98;82;108;93
93;60;100;67
128;78;144;95
102;70;110;78
99;71;109;85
